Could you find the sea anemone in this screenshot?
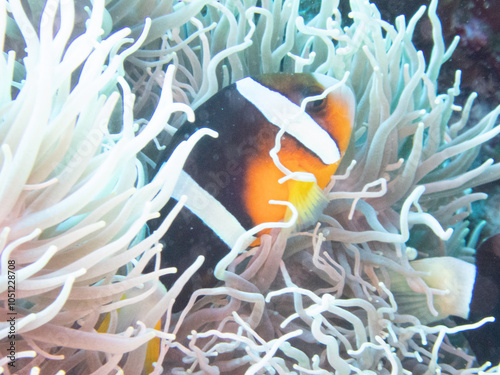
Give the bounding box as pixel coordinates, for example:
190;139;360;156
0;0;212;372
1;0;500;374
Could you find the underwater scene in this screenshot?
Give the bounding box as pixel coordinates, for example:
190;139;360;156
2;0;500;373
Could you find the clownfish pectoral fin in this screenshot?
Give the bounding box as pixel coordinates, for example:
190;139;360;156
286;180;329;229
172;170;255;249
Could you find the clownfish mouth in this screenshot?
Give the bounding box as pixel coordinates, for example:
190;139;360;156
148;72;355;309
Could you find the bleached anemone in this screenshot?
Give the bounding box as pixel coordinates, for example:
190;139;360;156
2;0;500;374
0;0;212;372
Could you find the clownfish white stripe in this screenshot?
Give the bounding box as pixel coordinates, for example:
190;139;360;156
172;171;253;248
235;77;341;165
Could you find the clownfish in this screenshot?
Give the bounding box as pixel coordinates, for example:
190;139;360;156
455;233;500;365
149;73;355;309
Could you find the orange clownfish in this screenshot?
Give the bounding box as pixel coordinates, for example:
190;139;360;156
150;73;355;309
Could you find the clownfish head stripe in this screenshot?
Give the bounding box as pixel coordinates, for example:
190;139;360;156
235;77;341;165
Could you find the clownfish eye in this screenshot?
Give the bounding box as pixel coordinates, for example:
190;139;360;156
303;86;327;113
305;97;327;113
